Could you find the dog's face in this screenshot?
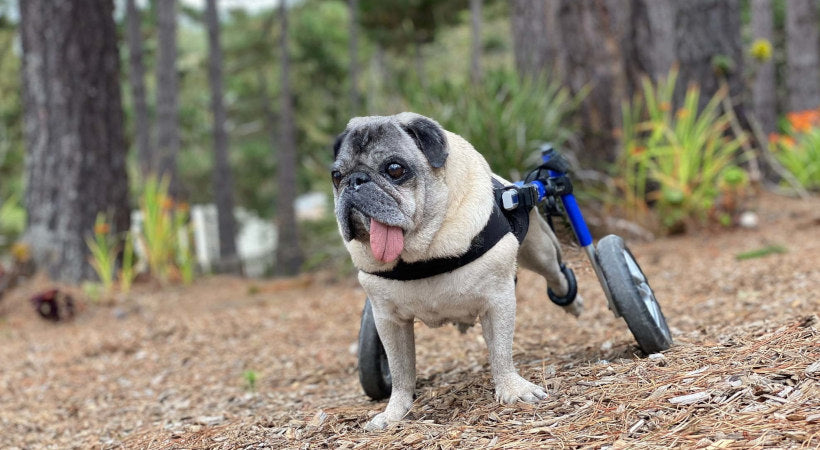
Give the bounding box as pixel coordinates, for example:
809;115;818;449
331;113;449;264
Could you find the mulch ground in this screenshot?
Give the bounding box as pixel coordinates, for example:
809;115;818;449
1;192;818;449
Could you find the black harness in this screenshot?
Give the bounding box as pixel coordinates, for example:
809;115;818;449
366;179;532;281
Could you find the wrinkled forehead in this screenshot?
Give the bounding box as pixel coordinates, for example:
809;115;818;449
339;117;413;162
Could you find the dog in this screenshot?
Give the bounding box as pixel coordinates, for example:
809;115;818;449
332;112;582;430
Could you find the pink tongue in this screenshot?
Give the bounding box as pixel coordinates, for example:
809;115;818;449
369;218;404;263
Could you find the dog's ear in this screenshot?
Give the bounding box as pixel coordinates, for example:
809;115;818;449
399;116;448;169
333;130;349;160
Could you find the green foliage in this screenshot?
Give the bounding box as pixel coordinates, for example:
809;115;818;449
0;193;25;249
86;213;118;298
618;70;748;232
243;369;259;391
402;69;581;179
770;124;820;191
0;10;23;206
136;176;198;284
139;176;176;282
173;204;195;285
735;244;787;261
120;231;137;294
359;0;468;49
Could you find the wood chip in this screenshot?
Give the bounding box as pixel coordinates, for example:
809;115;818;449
669;391;711;405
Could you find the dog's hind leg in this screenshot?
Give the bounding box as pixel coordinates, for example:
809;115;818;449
517;209;584;317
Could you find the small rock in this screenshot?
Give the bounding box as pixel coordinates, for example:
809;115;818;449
648;353;665;360
738;211;758;229
600;340;613;351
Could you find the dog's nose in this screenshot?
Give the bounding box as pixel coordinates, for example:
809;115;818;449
349;172;371;190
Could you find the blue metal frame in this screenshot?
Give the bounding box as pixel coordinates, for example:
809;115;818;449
515;146;620;316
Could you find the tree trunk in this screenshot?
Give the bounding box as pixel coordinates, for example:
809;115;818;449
674;0;743;111
629;0;676;87
510;0;744;165
510;0;553;78
785;0;820;112
348;0;361;115
750;0;776;134
125;0;153;177
275;2;304;276
470;0;483;84
550;0;634;163
19;0;130;282
155;0;181;198
205;0;238;265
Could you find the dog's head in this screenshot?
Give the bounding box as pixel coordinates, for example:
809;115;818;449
331;113;449;264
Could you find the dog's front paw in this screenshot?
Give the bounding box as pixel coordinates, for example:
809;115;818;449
364;412;390;431
364;393;414;431
494;373;548;404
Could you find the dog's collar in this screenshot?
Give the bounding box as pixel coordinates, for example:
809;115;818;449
364;180;530;281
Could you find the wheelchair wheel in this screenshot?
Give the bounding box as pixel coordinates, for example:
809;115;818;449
596;235;673;354
358;297;392;400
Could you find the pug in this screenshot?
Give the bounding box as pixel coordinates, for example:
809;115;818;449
332;112;582;430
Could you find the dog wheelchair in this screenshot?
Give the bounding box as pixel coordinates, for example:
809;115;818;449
357;145;673;400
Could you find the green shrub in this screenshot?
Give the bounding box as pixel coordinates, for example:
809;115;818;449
0;193;25;249
769;111;820;191
86;213;118;298
618;69;748;232
402;69;583;179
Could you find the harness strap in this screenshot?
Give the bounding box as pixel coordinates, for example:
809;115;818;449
365;179;533;281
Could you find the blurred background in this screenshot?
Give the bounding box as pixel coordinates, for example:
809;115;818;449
0;0;818;292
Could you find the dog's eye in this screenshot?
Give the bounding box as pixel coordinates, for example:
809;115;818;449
386;163;406;180
331;170;343;188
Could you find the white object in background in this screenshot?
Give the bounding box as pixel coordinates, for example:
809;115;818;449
295;191;328;221
235;208;278;277
191;204;221;273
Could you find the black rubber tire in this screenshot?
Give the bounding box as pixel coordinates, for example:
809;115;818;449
596;235;673;354
358;298;392;400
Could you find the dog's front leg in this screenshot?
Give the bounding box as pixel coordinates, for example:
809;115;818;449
480;286;548;404
365;309;416;431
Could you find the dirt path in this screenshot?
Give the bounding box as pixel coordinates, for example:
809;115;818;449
1;192;818;449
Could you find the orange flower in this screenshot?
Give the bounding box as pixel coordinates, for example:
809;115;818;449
659;101;671;112
783;136;796;147
161;196;175;211
768;132;780;144
176;202;190;213
786;109;820;133
94;222;110;235
675;108;689;120
630;145;647;156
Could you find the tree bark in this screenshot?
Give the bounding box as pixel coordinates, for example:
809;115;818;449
510;0;552;78
205;0;238;264
550;0;634;163
155;0;181;198
275;2;304;276
785;0;820;112
510;0;744;164
125;0;153;177
674;0;743;111
470;0;483;84
19;0;130;282
750;0;776;134
348;0;361;115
